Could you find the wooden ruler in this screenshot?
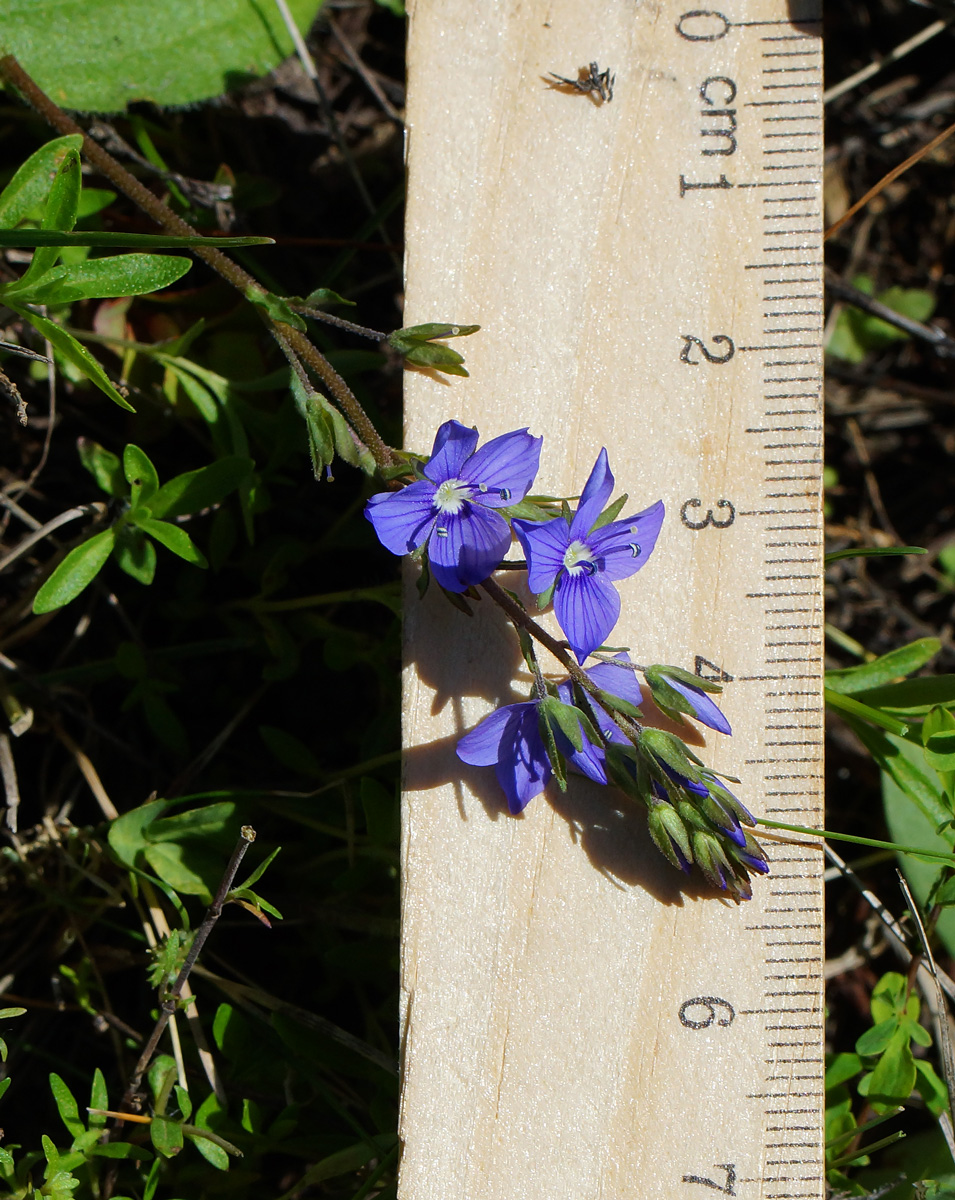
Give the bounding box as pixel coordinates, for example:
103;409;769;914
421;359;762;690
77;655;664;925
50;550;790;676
399;2;825;1198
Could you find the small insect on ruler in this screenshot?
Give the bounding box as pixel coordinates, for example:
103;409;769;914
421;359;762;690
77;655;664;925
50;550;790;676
399;2;825;1198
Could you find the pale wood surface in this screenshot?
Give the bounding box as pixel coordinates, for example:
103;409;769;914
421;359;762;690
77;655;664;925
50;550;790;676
399;3;825;1197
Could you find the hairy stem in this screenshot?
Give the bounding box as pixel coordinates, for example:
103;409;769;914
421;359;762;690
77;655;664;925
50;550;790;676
0;54;394;471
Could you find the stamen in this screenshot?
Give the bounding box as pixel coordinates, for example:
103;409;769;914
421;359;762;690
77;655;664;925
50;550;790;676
629;542;641;557
435;526;449;538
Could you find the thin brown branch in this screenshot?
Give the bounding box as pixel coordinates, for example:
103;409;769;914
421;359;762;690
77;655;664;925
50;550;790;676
0;54;394;472
121;826;256;1107
824;118;955;242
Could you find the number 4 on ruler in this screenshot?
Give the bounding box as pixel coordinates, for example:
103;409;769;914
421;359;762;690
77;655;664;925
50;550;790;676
682;1163;737;1195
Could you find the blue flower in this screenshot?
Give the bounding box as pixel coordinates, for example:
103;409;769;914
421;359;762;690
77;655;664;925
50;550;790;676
365;419;542;592
646;668;732;735
512;449;664;662
456;654;641;814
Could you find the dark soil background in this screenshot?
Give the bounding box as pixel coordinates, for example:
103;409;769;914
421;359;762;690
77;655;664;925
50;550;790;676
0;0;953;1195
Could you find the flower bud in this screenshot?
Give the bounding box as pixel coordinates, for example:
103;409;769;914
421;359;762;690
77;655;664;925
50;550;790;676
648;801;692;872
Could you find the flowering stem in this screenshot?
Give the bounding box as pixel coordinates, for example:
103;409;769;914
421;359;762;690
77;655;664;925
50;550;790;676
290;303;388;342
0;54;395;473
758;817;955;866
480;577;640;742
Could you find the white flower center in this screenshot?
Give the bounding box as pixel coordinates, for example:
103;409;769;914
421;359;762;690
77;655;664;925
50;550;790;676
434;478;472;515
562;540;595;575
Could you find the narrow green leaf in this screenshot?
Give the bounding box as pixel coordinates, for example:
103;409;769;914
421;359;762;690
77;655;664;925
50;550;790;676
88;1142;154;1160
245;287;307;331
0;230;274;248
9;305;134;410
825;688;909;736
825;638;941;695
0;135;83;227
49;1073;84;1138
146;456;253;519
304;286;355;308
12;148;82;289
824;545;926;564
123;444;160;505
136;518;208;567
33;527;116;613
856;675;955;714
174;1085;192;1121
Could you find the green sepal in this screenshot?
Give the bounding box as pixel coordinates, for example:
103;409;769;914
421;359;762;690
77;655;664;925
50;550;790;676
639;728;705;785
645;663;724;695
516;628;538;677
387;322;480;351
591;492;628;531
537;704;567;791
536;578;557;611
402;341;468;375
647;801;692;869
539;696;597;754
592;686;643;724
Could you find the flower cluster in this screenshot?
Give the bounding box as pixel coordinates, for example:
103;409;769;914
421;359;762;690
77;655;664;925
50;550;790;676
365;420;769;901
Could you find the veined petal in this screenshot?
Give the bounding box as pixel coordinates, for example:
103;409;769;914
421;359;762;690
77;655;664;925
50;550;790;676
428;503;511;592
665;676;732;735
590;500;666;582
424;420;480;483
495;706;552;813
364;481;436;555
457;702;536;766
460;428;543;508
554;570;621;663
512;516;570;593
570;448;614;537
584;653;644;711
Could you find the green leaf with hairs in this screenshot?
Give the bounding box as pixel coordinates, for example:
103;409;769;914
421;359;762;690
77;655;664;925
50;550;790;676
0;135;83;227
33;527;116;613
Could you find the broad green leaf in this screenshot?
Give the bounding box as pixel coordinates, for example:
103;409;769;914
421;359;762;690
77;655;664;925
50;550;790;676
858;1028;916;1110
114;527;157;586
149;1114;183;1158
924;706;955;771
33;527;116;613
145;802;235;845
882;741;955;959
0;135;83;227
174;1085;192;1121
825;638;940;695
21;252;192;305
4;0;327;113
855;1017;898;1058
123;445;159;505
855;675;955;715
49;1073;84;1138
259;725;323;777
143;841;213;899
846;718;951;830
186;1130;230;1170
825;1052;862;1090
107;798;169;867
145;456;253;519
77;438;125;497
136;518;208;567
915;1059;950;1116
8;305;134;410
